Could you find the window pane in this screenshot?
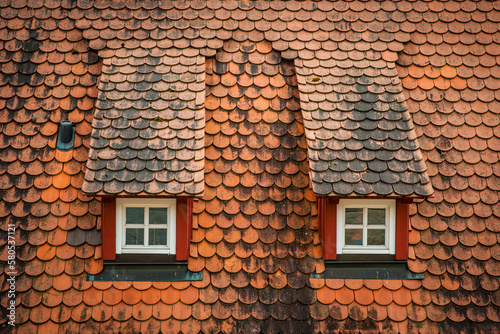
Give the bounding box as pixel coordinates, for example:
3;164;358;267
345;208;363;225
368;208;386;225
149;229;168;245
149;208;168;225
345;229;363;245
126;207;144;225
367;229;385;245
126;229;144;245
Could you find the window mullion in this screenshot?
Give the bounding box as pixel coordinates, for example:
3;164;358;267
385;205;390;248
122;206;127;249
363;207;367;247
144;207;149;247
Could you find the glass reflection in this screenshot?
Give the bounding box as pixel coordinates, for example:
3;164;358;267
126;228;144;245
367;229;385;245
368;208;385;225
345;208;363;225
149;229;168;245
150;208;168;225
345;229;363;245
126;207;144;225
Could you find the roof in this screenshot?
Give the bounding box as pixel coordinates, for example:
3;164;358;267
0;0;499;333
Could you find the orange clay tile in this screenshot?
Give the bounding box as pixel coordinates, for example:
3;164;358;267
373;287;393;306
160;287;181;305
30;304;52;324
347;302;368;321
387;302;408;322
171;303;192;320
83;286;103;306
90;303;112;322
112;302;133;322
334;286;355;305
179;286;199;305
151;302;173;320
354;287;374;306
329;303;349;321
392;287;413;306
316;286;336;304
132;302;153;321
121;287;142;306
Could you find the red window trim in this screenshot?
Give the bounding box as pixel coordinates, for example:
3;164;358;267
101;197;116;261
101;197;193;261
395;198;413;260
317;198;412;261
317;198;339;260
175;197;193;261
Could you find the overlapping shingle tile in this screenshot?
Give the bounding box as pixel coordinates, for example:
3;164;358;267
1;1;499;333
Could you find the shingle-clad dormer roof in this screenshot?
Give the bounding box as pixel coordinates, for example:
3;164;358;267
295;49;433;197
82;52;206;196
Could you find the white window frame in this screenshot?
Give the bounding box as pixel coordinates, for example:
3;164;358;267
116;198;176;255
337;199;396;255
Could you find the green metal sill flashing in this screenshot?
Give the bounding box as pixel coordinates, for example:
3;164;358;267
311;261;424;280
87;262;203;282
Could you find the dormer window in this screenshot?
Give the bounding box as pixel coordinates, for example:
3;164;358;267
315;197;422;279
318;198;412;261
100;197;193;262
116;198;177;255
337;199;396;255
